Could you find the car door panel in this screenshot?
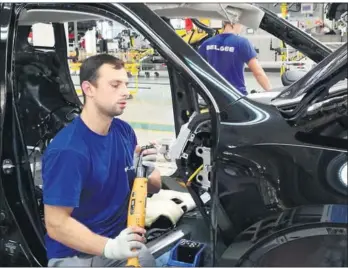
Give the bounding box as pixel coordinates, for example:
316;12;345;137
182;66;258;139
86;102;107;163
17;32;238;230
0;4;47;266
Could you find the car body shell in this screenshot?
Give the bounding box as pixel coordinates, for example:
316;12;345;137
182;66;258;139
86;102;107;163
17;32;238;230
0;3;347;266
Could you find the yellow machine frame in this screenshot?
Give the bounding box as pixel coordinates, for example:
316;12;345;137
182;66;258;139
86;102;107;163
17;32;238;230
279;3;288;76
175;18;222;46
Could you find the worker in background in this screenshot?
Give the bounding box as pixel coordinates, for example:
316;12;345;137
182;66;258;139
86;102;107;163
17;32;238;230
42;54;161;267
198;21;272;95
98;33;108;53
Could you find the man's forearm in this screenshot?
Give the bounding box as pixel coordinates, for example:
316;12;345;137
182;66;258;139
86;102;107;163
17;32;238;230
254;74;272;91
47;216;109;256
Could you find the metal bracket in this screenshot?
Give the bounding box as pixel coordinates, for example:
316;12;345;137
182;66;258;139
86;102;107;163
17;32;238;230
195;146;211;190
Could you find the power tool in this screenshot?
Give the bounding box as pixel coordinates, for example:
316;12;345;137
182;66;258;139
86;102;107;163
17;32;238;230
126;144;155;267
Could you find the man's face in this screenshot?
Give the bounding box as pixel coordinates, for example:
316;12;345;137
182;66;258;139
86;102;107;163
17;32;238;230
83;63;130;117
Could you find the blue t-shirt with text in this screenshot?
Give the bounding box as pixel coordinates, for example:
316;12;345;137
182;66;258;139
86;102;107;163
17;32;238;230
42;116;137;259
198;33;257;95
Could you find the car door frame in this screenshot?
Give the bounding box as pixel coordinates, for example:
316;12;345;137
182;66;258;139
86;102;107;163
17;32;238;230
0;3;47;266
5;2;227;265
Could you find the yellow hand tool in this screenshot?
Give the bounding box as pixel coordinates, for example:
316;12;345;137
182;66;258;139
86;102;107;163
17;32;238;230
126;145;154;267
126;177;148;267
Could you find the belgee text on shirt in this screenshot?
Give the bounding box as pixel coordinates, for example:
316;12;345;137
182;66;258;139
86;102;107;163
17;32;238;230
206;45;235;52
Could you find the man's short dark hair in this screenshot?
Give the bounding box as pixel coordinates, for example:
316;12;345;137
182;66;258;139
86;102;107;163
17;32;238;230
79;54;125;101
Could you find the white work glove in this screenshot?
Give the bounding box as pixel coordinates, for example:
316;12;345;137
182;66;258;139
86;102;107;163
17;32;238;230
103;227;144;260
133;144;158;177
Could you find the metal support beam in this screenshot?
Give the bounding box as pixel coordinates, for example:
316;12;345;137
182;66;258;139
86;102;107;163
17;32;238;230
74;21;78;47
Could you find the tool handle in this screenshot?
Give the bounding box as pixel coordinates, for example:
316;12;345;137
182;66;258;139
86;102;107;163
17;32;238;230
126;177;148;267
127;177;148;226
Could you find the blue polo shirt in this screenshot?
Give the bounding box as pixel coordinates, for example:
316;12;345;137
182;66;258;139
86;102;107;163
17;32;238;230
42;116;137;259
198;33;257;95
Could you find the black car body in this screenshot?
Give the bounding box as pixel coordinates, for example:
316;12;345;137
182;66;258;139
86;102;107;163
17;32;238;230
0;3;347;267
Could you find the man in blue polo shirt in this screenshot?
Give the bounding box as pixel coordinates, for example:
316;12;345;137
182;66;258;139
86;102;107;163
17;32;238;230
42;54;161;266
199;21;272;95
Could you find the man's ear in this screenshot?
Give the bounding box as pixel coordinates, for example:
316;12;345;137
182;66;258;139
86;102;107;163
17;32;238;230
81;81;94;98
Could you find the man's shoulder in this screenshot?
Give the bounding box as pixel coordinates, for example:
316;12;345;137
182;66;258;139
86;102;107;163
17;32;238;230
203;34;243;47
236;35;251;45
111;118;137;149
44;118;89;158
203;34;222;45
112;118;135;135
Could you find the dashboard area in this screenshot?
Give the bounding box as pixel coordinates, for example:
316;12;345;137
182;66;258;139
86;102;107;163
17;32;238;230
248;80;347;109
247;86;288;105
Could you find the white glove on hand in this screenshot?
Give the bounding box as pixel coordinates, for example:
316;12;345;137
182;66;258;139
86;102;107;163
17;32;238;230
103;227;144;260
133;145;158;177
